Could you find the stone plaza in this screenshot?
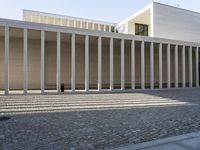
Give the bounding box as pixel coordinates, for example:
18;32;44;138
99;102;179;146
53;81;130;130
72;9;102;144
1;88;200;149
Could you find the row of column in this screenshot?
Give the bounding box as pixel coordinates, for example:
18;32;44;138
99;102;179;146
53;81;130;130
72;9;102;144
34;15;113;32
3;27;200;94
69;20;112;32
61;18;113;32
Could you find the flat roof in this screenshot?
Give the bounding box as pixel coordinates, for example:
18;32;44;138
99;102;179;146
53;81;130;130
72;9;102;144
154;2;200;16
116;1;200;28
23;9;117;26
0;17;199;45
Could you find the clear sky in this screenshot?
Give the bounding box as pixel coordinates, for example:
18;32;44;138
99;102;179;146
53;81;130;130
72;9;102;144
1;0;200;23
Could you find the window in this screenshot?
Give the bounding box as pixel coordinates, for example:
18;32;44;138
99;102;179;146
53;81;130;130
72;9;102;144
135;23;148;36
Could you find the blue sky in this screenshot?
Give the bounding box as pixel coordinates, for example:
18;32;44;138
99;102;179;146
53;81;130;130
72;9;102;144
1;0;200;23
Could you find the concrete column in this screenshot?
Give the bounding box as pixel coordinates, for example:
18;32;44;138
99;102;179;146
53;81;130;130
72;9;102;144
110;38;113;90
53;17;56;25
141;41;145;89
131;40;135;90
182;46;186;88
85;35;89;91
121;39;125;90
23;28;28;94
46;16;48;24
98;24;101;31
56;32;61;93
60;19;64;26
73;20;76;28
174;45;178;88
109;26;112;32
71;33;75;91
189;46;193;88
4;26;9;94
80;21;83;28
38;16;41;23
30;15;33;22
67;20;70;27
150;42;154;89
159;43;163;89
41;30;45;93
86;22;89;29
196;47;199;87
98;36;102;91
167;44;171;88
104;25;106;31
92;23;95;30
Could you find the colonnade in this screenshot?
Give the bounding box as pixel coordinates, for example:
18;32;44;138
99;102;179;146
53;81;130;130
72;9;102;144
3;25;200;94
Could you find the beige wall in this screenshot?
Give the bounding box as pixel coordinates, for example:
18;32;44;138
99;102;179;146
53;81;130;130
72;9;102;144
23;11;115;32
0;29;198;90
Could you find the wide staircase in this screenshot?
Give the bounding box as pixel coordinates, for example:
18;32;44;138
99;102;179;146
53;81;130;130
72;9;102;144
0;91;190;115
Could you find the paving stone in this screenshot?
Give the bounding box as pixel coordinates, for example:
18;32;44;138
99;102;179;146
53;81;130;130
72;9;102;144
0;135;5;140
0;89;200;149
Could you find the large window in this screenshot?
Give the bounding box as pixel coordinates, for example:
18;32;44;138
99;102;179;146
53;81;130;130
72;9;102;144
135;23;148;36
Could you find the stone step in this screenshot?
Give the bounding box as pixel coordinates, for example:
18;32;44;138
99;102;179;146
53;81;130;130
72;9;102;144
0;100;185;108
0;98;179;104
0;96;177;103
0;90;195;115
0;95;167;101
0;102;187;113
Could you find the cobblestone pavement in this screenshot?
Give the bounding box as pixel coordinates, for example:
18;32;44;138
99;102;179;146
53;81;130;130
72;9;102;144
0;89;200;150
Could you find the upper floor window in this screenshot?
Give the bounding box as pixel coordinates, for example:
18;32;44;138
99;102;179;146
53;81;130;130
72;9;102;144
135;23;148;36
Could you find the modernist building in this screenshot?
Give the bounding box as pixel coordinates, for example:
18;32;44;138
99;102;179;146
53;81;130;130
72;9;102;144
0;2;200;94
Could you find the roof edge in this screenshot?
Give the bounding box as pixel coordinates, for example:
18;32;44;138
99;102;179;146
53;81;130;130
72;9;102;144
115;2;153;28
153;1;200;15
23;9;117;26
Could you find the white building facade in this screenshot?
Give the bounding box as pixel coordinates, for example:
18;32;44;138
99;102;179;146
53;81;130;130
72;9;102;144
116;2;200;43
0;2;199;94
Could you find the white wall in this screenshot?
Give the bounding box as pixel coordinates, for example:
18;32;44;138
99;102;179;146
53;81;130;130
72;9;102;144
153;2;200;43
116;6;152;36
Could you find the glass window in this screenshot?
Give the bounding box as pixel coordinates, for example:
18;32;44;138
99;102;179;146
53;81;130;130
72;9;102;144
135;23;148;36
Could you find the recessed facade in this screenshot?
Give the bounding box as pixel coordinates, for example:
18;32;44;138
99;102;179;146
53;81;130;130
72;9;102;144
23;10;116;32
0;2;200;94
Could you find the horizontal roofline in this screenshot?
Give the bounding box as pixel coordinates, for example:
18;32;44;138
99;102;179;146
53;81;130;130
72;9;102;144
116;1;200;28
0;17;199;45
23;9;117;26
153;1;200;15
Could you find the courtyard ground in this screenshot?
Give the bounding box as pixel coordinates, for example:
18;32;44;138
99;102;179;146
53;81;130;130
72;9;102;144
0;89;200;149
